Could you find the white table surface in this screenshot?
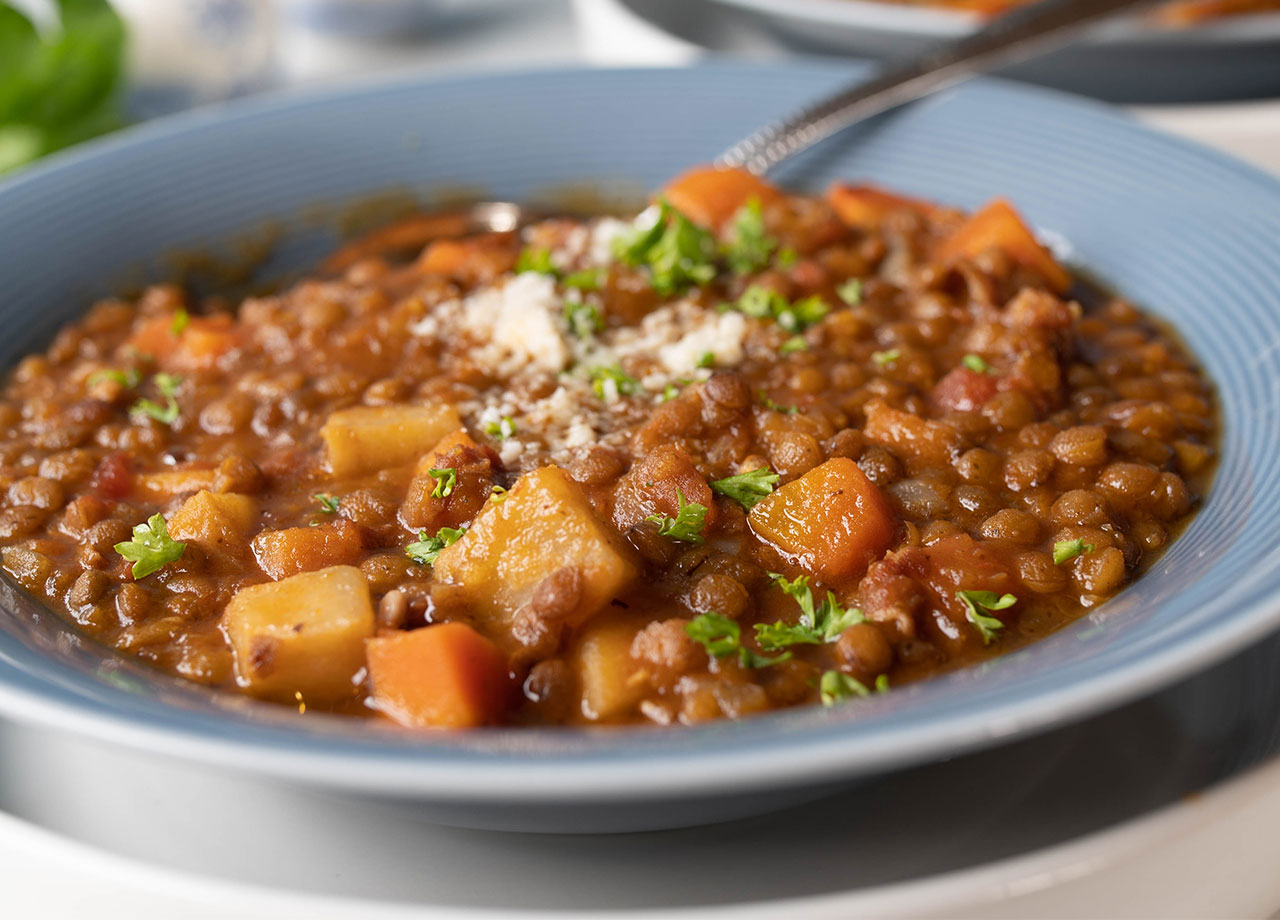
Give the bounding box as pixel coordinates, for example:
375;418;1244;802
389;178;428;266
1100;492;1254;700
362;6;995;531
2;2;1279;917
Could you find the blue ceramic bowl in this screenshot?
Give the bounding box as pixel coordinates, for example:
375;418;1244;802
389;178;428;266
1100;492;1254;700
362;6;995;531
1;63;1279;833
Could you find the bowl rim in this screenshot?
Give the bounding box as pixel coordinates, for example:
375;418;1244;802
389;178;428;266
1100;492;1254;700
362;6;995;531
1;60;1279;802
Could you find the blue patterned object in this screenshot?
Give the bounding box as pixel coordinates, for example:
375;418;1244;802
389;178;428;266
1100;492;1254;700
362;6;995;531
0;63;1278;832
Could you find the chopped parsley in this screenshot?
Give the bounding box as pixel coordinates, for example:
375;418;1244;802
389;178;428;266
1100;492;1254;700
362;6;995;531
837;278;863;306
956;589;1016;644
490;484;508;502
710;467;779;510
428;467;457;499
170;307;190;336
1053;539;1095;565
613;200;718;296
87;366;142;389
780;335;808;355
484;416;517;440
114;513;185;579
313;493;340;514
872;349;901;366
591;364;641;400
129;372;183;426
962;353;991;374
659;381;686;403
696;350;716;369
776;248;798;269
724;285;829;333
759;392;799;415
405;525;466;566
724;198;777;275
686;611;790;670
645;489;707;544
563;267;604;292
756;573;864;650
516;246;556;275
819;670;889;706
564;299;604;338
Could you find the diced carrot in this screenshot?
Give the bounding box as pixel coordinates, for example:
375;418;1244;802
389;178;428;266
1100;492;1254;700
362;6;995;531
826;182;939;230
749;457;897;583
414;429;482;474
910;533;1018;654
936;198;1071;294
863;399;963;470
400;430;495;532
251;518;364;581
135;466;218;502
415;233;517;284
610;445;719;532
660;165;782;230
128;314;240;372
933;367;1001;413
366;623;512;729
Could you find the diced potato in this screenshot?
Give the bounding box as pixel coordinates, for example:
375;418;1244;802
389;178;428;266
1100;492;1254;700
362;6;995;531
660;165;782;229
321;404;461;477
611;445;718;532
433;466;639;635
251;518;364;581
167;490;255;557
937;198;1071;294
222;565;374;703
749;457;897;583
826;183;939;229
863;399;963;470
366;623;511;729
136;467;218;502
571;616;647;721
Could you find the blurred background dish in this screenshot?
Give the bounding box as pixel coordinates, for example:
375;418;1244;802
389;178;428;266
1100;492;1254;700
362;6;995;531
690;0;1280;101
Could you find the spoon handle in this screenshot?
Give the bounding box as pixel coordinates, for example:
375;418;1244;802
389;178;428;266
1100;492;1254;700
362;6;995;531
717;0;1159;175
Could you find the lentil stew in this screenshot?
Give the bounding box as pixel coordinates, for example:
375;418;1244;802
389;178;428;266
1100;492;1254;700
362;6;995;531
0;167;1217;729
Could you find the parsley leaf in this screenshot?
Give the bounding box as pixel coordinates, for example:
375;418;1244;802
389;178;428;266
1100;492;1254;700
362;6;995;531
724;285;829;333
696;350;715;369
780;335;807;355
130;373;183;426
759;392;799;415
114;513;185;579
564;299;604;338
646;489;707;544
659;381;686;403
405;525;467;566
314;493;340;514
956;589;1016;644
837;278;863;306
686;611;790;670
760;572;865;649
962;353;991;374
613;200;718;296
516;247;556;275
1053;538;1095;565
724;198;777;274
710;467;779;510
776;248;798;269
563;267;604;292
872;349;900;366
170;307;189;336
87;366;141;389
428;467;457;499
819;669;889;706
591;364;640;400
484;416;517;440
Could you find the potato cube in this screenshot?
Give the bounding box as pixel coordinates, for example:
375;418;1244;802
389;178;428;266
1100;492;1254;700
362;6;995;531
433;466;638;634
251;518;364;581
167;490;255;557
222;565;374;703
749;458;897;584
366;623;511;729
321;404;461;477
571;617;647;721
